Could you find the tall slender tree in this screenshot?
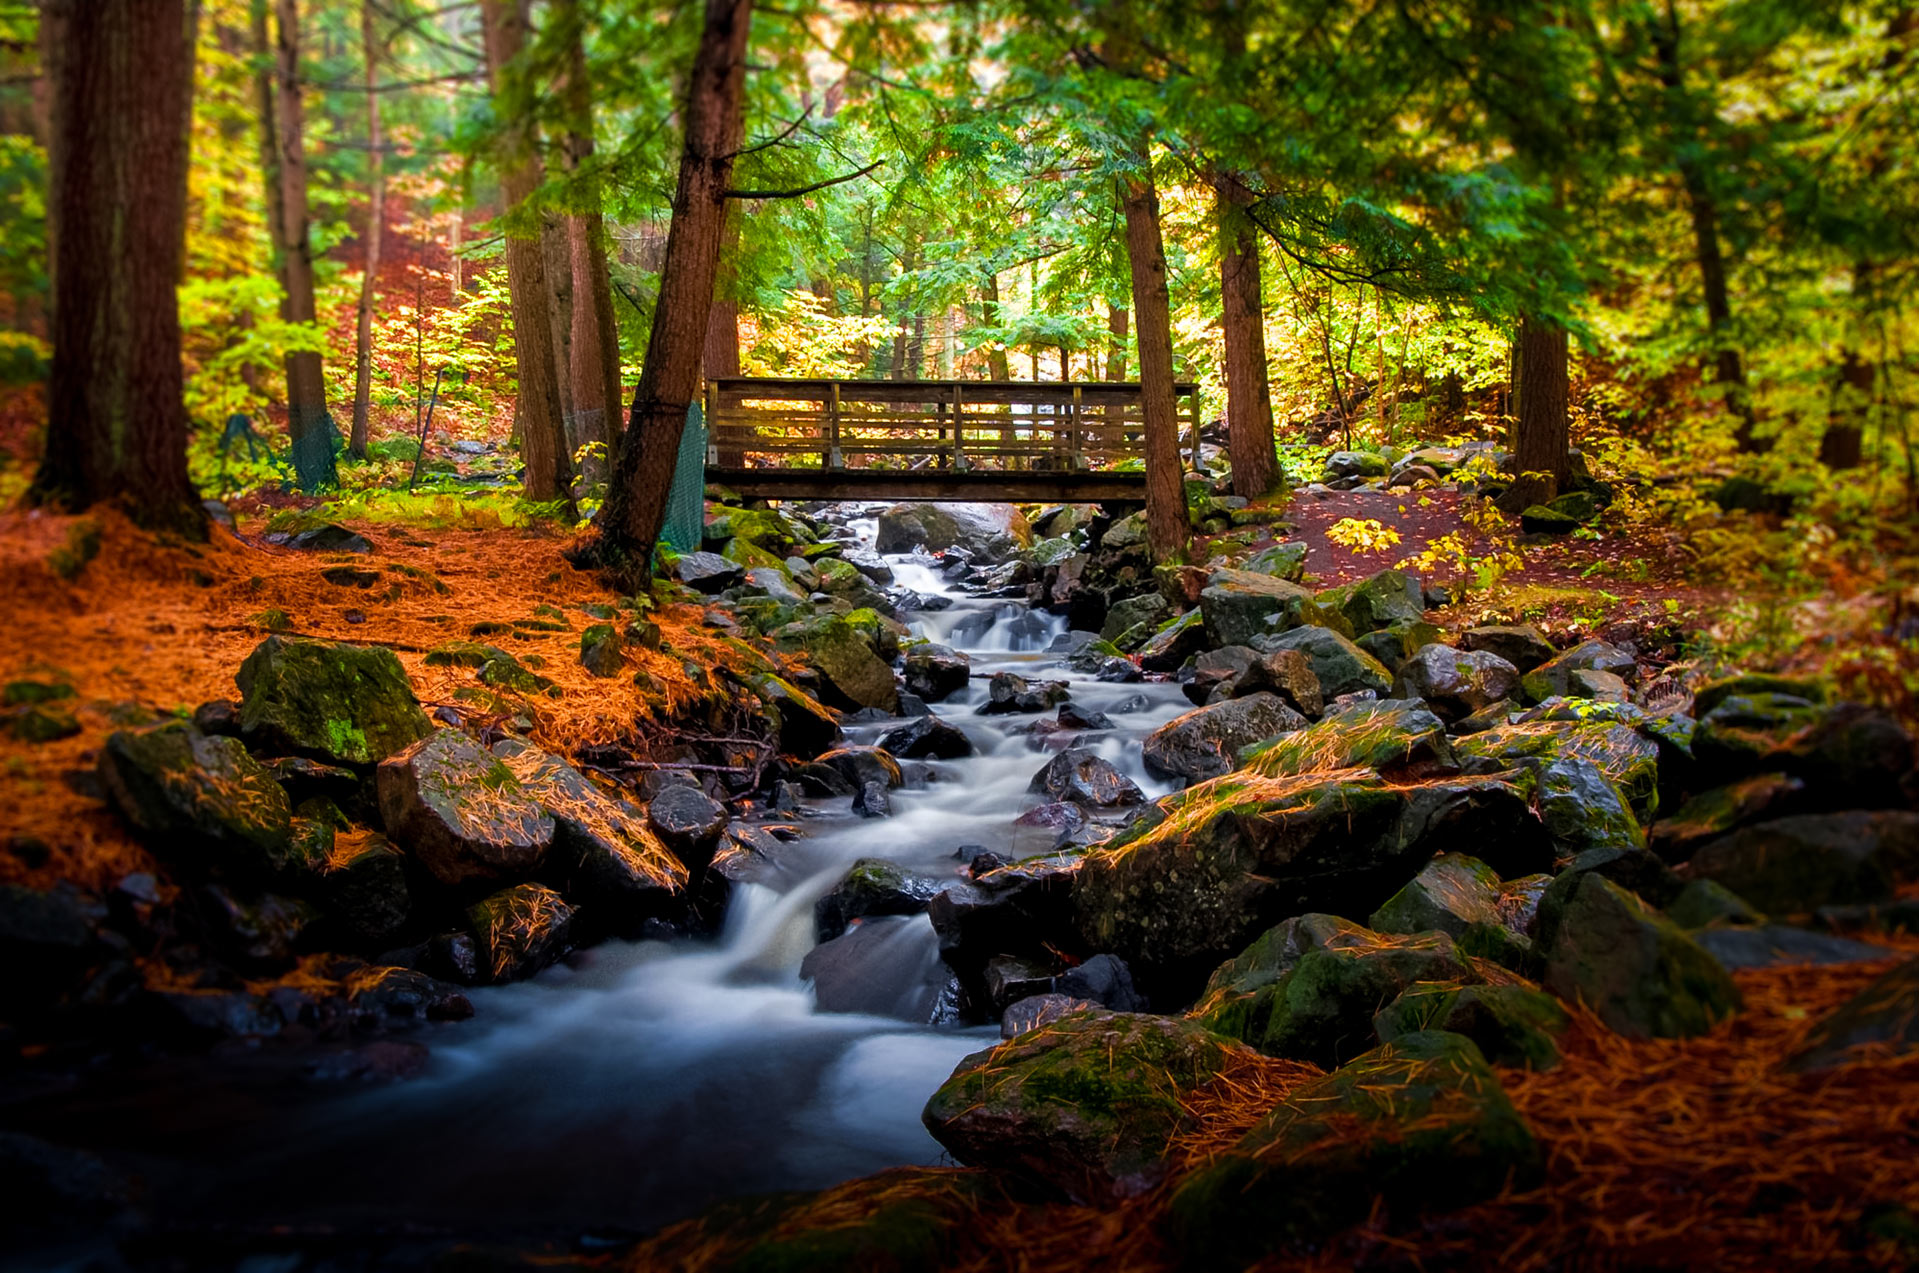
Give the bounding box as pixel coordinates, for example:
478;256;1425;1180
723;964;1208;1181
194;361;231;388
348;0;384;461
478;0;573;508
1216;174;1278;497
32;0;204;535
590;0;754;569
1121;143;1188;563
556;0;622;462
272;0;333;488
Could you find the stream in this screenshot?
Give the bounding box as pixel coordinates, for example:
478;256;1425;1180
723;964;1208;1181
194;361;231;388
10;510;1195;1251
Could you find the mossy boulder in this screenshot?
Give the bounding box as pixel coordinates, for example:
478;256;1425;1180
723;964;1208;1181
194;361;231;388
1141;693;1306;784
815;858;943;942
98;721;292;875
306;829;412;945
1650;773;1806;863
1168;1031;1541;1264
1370;853;1504;939
1374;982;1568;1070
1319;568;1425;635
1517;639;1636;705
1136;608;1208;673
235;636;432;767
1255;625;1392;700
801;616;899;714
1693;672;1826;719
921;1009;1242;1203
1190;920;1473;1067
1100;592;1171;644
1788;957;1919;1072
1242;541;1308;581
1232;646;1323;716
463;882;575;983
376;728;555;887
1460;624;1556;672
1682;811;1919;914
1200;570;1347;648
1539;873;1740;1038
1356;619;1445;675
579;624;624;678
902;643;969;703
1241;698;1452;778
1393;644;1521;722
747;673;843;759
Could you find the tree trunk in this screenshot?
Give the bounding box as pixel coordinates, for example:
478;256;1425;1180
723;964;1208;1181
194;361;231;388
1821;349;1873;470
1216;175;1279;498
250;0;286;301
557;0;621;469
1496;315;1570;514
543;213;577;433
1653;12;1759;452
274;0;332;488
591;0;752;566
983;271;1011;381
479;0;573;509
349;0;383;460
1105;305;1128;381
705;204;743;462
32;0;204;536
1122;146;1188;564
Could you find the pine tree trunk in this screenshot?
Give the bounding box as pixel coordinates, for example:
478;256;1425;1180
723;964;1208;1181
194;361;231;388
1821;349;1873;470
1105;305;1128;381
1496;315;1570;514
274;0;332;487
1122;146;1188;564
349;0;383;460
704;206;743;463
591;0;753;567
251;0;287;302
479;0;573;509
544;213;577;433
556;0;620;469
1216;175;1279;498
32;0;205;536
983;272;1011;381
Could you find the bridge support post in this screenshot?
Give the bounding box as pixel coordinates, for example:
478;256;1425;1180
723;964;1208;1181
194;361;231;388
952;382;968;471
826;381;843;468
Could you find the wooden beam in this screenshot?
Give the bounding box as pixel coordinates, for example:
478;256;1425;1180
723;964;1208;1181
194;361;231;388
706;466;1149;503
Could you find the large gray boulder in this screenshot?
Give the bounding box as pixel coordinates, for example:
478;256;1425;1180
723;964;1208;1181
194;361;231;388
1141;693;1305;784
1392;644;1521;721
1539;873;1740;1038
1199;570;1343;648
1683;811;1919;914
875;502;1032;563
1255;625;1393;700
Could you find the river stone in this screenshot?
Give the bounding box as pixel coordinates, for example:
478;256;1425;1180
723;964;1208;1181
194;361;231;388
1398;772;1555;881
312;829;411;944
1142;694;1306;784
1370;853;1504;938
1393;644;1521;721
875;502;1032;563
921;1009;1243;1203
1002;993;1100;1039
345;965;473;1030
1136;610;1208;673
1518;639;1636;704
578;624;624;678
1460;624;1555;672
234;636;432;767
1768;703;1917;806
878;715;973;760
1169;1031;1540;1265
815;858;943;941
646;784;729;864
1682;811;1919;914
1788;957;1919;1071
901;643;969;703
196;884;319;968
1200;570;1342;648
1242;541;1307;581
747;673;842;759
376;728;555;887
1029;748;1144;809
464;882;575;983
1355;619;1445;675
1255;625;1393;701
818;745;904;790
801;915;948;1021
853;780;893;817
1321;450;1391;480
1663;878;1766;929
978;672;1071;715
98;721;292;875
1191;920;1473;1067
1241;698;1452;778
1692;924;1895;970
1321;568;1425;635
1454;718;1662;825
1231;647;1322;716
1100;593;1170;644
1693;672;1826;719
1374;983;1569;1070
1650;773;1807;862
803;616;899;714
1690;691;1824;779
1540;873;1740;1038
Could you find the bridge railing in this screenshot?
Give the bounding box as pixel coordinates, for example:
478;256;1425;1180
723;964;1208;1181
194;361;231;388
704;377;1202;473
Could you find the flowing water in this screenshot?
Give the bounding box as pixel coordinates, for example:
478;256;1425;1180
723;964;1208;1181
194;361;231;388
17;511;1194;1248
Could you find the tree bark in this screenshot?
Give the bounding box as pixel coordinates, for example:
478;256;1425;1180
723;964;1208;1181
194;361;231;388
1121;146;1188;564
32;0;204;536
273;0;332;488
1105;305;1128;381
557;0;620;469
982;271;1011;381
591;0;752;566
250;0;286;301
479;0;573;509
1496;315;1570;514
543;213;577;432
705;204;743;463
1820;349;1873;470
1216;175;1279;498
349;0;384;460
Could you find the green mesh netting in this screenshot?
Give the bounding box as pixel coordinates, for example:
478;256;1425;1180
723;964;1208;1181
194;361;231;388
661;400;708;555
288;408;341;494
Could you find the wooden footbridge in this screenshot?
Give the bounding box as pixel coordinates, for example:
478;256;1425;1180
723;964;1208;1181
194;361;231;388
702;377;1202;503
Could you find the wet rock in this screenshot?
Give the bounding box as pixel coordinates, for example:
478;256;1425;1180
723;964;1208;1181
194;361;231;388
1200;569;1341;648
1454;717;1662;825
1766;703;1917;807
1241;698;1452;778
1142;693;1306;784
878;714;973;759
196;884;318;969
235;635;433;766
646;784;730;863
1136;610;1209;673
1650;773;1807;862
1255;625;1394;701
1242;541;1307;580
843;547;895;584
1184;646;1257;705
1191;918;1473;1066
978;672;1071;715
1460;624;1556;672
1397;773;1555;881
1682;811;1919;914
818;744;905;790
816;858;943;941
1057;703;1115;730
1539;873;1740;1038
1370;852;1504;939
376;728;556;887
1393;644;1521;722
98;721;292;874
922;1010;1244;1203
1375;983;1569;1070
310;829;412;944
1788;957;1919;1071
346;965;473;1029
465;883;575;983
853;780;893;817
1355;619;1445;676
673;550;747;593
1320;568;1426;635
1001;993;1099;1038
1692;924;1894;970
1518;638;1636;704
1230;646;1322;716
876;502;1032;563
747;673;843;759
1570;668;1630;702
802;915;948;1021
984;954;1058;1015
1169;1031;1540;1264
578;624;625;678
902;643;969;703
1100;592;1171;644
804;616;900;714
1029;748;1145;809
929;858;1082;987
